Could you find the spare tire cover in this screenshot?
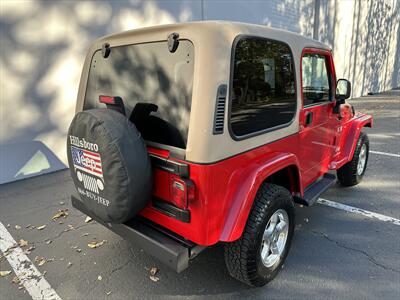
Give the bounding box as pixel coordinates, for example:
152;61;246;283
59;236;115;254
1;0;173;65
67;108;152;223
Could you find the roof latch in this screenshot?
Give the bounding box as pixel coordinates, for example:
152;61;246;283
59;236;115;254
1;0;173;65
167;32;179;53
102;42;111;58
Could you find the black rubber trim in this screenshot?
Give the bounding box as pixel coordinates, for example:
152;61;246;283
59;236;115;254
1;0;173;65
149;154;189;178
71;194;202;272
213;84;227;134
152;197;191;223
293;173;336;206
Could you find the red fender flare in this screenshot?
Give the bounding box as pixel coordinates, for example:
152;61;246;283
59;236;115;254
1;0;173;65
219;152;301;242
330;113;373;170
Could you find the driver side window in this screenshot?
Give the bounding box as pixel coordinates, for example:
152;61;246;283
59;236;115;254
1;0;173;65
302;54;331;106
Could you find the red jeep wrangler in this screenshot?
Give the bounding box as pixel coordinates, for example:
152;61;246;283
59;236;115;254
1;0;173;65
68;21;373;286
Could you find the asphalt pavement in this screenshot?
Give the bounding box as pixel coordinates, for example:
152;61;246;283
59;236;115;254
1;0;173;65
0;90;399;300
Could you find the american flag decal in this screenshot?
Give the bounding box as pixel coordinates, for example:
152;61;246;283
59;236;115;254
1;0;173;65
71;146;103;178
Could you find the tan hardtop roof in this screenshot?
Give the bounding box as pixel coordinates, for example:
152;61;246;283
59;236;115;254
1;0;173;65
96;20;331;51
77;21;332;163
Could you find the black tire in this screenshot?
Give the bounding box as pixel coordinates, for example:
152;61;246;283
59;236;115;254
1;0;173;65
224;183;295;287
337;132;369;186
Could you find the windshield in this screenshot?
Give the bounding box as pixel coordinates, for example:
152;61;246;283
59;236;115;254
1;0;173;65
84;40;194;149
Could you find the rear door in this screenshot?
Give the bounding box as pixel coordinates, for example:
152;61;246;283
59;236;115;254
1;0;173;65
298;49;336;186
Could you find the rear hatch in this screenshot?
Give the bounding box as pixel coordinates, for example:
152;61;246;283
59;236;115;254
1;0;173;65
83;39;195;217
84;39;194;151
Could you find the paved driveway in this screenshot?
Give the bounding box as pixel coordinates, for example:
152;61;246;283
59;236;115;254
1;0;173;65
1;90;399;299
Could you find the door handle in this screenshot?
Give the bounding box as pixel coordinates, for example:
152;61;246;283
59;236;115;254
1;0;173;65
305;111;313;126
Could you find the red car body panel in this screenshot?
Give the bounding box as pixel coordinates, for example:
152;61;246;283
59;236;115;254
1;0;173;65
141;138;304;246
330;112;373;169
137;47;373;247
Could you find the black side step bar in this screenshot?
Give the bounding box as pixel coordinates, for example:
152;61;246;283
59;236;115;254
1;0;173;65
71;195;204;273
294;173;337;206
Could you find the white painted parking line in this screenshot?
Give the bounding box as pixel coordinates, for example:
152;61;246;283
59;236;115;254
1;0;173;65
317;198;400;226
370;150;400;158
0;222;62;300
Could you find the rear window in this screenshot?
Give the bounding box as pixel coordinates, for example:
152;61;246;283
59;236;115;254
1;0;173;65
84;40;194;149
230;37;296;138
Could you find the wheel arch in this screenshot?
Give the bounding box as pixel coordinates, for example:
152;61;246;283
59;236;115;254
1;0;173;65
219;153;302;242
347;114;373;155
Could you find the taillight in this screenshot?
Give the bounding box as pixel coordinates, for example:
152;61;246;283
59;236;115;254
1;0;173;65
99;95;125;115
169;174;195;209
99;95;116;104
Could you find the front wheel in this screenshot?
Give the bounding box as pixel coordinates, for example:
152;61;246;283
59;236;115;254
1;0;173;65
224;183;295;287
337;132;369;186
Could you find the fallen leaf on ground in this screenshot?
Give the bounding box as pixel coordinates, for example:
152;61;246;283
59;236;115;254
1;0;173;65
38;260;46;266
25;246;35;254
149;275;160;282
35;256;47;266
45;240;52;245
97;275;102;281
67;224;74;230
149;267;160;282
76;248;82;253
52;209;69;221
15;225;21;230
3;245;18;256
19;239;28;247
88;240;106;249
36;225;46;230
81;233;89;237
67;262;73;268
59;201;65;205
150;267;158;276
26;224;32;229
0;270;12;277
85;216;93;223
12;276;20;284
106;291;112;295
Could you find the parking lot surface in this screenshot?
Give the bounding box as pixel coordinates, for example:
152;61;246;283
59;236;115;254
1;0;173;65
1;90;399;299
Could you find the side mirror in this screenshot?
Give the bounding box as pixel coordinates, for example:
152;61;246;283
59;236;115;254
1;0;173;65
336;79;351;101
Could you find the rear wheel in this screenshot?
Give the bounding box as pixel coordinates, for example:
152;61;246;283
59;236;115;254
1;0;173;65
337;132;369;186
224;183;295;287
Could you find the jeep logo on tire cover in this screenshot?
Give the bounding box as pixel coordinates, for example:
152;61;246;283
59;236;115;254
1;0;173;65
70;135;105;198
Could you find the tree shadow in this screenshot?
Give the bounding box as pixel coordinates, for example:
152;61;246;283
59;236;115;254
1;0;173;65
0;0;201;183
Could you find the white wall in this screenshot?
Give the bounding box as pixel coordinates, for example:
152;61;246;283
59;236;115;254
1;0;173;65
0;0;399;184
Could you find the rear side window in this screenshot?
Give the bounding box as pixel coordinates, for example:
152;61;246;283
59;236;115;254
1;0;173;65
84;40;194;149
230;37;296;138
301;54;331;106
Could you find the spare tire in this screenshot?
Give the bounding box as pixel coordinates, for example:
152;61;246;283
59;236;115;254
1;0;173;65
67;108;152;223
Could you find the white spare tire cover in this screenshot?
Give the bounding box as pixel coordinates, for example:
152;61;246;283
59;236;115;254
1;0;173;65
67;108;152;223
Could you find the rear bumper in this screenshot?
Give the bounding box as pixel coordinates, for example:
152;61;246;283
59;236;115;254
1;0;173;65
71;195;204;273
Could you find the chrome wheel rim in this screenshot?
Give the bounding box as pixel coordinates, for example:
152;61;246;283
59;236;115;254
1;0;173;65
260;209;289;268
357;144;367;175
